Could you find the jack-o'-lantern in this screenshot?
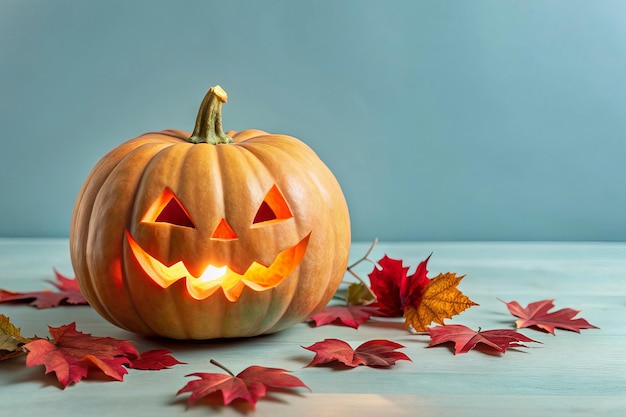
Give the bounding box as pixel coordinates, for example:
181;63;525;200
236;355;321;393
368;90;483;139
69;85;350;340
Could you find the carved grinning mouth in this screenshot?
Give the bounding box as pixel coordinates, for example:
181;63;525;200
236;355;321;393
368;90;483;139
126;231;310;302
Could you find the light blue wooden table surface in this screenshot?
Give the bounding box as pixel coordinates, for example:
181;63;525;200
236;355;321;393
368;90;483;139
1;239;624;417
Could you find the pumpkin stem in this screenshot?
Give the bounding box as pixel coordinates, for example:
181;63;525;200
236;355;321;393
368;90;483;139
188;85;233;144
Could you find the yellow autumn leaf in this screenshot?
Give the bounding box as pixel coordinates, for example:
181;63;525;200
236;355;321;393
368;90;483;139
346;282;376;306
403;272;478;332
0;314;35;360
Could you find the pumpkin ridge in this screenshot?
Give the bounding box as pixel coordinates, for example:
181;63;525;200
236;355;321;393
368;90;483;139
130;143;197;337
237;142;339;323
122;143;187;336
98;143;168;335
87;142;174;335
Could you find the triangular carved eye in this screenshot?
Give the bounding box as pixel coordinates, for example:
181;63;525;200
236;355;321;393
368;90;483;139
252;185;293;226
142;188;195;228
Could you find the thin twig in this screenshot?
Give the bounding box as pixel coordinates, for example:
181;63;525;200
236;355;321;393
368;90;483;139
347;237;379;270
346;268;369;287
345;237;380;302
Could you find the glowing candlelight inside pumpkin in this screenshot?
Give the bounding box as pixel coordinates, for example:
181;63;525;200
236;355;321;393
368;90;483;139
200;265;227;282
126;226;311;302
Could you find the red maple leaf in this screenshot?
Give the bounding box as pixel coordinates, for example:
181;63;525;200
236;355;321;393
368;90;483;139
22;323;184;388
308;305;380;329
177;360;310;407
303;338;411;368
1;313;39;361
427;324;541;355
127;349;185;370
0;270;88;308
501;299;599;334
368;255;430;317
23;322;138;388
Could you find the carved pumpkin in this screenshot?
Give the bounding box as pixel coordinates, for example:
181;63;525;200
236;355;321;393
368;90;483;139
70;85;350;340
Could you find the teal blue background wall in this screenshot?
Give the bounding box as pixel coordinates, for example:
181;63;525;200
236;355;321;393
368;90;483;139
1;0;625;241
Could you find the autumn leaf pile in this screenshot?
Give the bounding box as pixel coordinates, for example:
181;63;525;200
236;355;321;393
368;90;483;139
370;254;478;330
0;243;598;409
308;251;480;330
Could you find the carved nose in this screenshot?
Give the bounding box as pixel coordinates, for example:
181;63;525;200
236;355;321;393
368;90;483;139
211;218;238;240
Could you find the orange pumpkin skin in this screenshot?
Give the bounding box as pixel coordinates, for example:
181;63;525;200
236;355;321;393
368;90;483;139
69;87;350;340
